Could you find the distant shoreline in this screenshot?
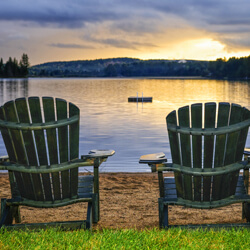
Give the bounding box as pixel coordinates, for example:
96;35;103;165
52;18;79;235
1;76;250;81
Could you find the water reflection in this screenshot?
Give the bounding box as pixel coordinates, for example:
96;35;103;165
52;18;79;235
0;78;250;172
0;79;28;103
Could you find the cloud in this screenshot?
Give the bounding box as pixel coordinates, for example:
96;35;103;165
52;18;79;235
49;43;94;49
0;1;124;28
1;0;250;64
1;1;250;38
83;35;158;50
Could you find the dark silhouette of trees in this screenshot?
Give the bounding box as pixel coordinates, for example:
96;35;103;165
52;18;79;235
104;64;118;76
29;55;250;79
208;55;250;79
19;53;30;76
0;54;30;78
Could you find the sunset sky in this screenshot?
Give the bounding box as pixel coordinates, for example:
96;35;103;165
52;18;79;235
1;0;250;66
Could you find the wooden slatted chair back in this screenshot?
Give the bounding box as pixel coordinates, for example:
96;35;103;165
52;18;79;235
0;97;80;202
166;102;250;202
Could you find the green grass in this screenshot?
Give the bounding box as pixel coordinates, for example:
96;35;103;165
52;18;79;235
1;227;250;249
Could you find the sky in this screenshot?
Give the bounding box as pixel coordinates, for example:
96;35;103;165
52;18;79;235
1;0;250;66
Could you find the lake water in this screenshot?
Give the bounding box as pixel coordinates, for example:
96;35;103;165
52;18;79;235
1;78;250;172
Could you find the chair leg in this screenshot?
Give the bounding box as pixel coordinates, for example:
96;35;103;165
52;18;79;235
11;206;21;223
159;198;168;228
92;193;99;223
86;201;93;230
243;202;250;222
0;199;13;227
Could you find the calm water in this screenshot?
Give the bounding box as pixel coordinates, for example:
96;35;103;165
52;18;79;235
1;78;250;172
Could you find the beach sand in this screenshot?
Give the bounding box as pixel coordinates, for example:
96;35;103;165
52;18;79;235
0;173;246;229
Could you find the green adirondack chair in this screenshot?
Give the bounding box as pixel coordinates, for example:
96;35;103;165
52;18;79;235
140;102;250;228
0;97;115;230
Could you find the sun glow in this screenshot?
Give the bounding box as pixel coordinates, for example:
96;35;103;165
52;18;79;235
139;38;250;61
138;38;226;61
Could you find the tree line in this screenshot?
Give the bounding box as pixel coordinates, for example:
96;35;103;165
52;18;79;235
208;56;250;79
29;58;209;77
2;54;249;79
29;55;250;79
0;54;30;78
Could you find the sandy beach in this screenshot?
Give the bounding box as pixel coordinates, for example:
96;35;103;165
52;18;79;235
0;173;247;229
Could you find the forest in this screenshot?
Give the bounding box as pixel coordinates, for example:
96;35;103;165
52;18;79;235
29;58;209;77
1;54;250;79
208;56;250;79
0;54;30;78
29;55;250;79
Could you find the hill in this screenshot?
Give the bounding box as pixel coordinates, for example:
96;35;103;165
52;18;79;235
29;57;209;77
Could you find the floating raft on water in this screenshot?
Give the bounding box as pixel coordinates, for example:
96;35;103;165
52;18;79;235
128;97;153;102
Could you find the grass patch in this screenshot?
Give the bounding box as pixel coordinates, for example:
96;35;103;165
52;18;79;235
0;227;250;249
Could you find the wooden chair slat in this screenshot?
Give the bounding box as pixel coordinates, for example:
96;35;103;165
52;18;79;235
42;97;61;201
13;172;26;198
56;98;68;163
30;174;44;201
164;178;178;199
78;187;93;193
4;101;27;164
212;103;230;201
15;98;44;201
56;98;70;199
78;175;94;183
235;176;247;196
42;97;58;165
69;102;80;197
28;97;52;201
41;174;53;201
223;104;242;197
69;102;79;160
28;97;48;165
15;98;37;166
214;102;230;167
0;107;16;161
191;103;202;201
166;111;182;198
3;100;37;200
52;172;61;200
178;106;192;200
225;104;242;165
203;102;216;201
235;108;250;161
166;111;180;164
78;181;94;188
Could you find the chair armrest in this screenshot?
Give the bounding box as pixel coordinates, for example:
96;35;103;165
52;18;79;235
0;155;9;162
0;155;9;170
139;152;167;164
244;148;250;164
244;148;250;156
81;149;115;160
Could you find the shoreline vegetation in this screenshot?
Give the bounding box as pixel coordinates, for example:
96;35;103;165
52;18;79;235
1;54;250;80
28;55;250;80
0;54;29;78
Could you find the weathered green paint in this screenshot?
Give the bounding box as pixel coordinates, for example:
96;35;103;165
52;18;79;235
178;106;192;201
0;97;115;230
69;102;80;198
144;102;250;228
212;103;230;201
191;103;202;201
166;111;183;198
29;97;52;201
